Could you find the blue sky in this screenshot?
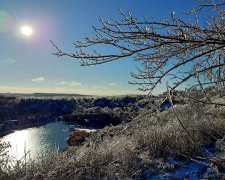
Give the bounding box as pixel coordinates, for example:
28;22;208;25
0;0;196;95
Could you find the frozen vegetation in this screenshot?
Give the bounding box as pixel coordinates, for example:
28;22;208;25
0;94;158;137
0;87;225;179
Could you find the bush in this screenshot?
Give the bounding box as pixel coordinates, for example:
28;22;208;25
0;93;225;179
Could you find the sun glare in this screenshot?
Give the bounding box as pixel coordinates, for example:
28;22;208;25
21;26;33;36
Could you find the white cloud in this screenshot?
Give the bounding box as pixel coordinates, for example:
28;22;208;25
32;77;45;82
109;83;117;86
70;81;82;86
56;81;82;86
56;81;68;85
3;59;16;63
94;86;106;89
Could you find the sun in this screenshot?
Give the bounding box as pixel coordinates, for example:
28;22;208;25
21;26;33;36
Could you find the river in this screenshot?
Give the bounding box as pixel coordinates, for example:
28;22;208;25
0;121;73;160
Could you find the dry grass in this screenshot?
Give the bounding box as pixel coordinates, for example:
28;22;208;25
0;101;225;179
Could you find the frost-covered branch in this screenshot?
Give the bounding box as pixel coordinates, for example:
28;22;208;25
52;0;225;96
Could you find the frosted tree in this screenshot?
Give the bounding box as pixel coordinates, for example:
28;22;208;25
52;0;225;100
52;0;225;172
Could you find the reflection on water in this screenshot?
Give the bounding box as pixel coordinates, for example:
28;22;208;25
0;122;73;160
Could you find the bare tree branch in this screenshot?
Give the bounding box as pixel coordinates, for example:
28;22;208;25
52;0;225;98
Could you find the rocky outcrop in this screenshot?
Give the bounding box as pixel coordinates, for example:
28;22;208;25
66;131;89;146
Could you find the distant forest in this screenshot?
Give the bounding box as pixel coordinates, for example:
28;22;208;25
0;94;154;136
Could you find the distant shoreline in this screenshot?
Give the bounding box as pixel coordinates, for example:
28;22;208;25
0;93;89;98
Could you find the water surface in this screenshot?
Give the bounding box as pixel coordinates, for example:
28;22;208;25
0;122;73;160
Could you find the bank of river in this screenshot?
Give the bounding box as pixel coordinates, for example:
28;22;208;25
0;121;73;160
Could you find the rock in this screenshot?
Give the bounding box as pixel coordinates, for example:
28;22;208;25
66;131;89;146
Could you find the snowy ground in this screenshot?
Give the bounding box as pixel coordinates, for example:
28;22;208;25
143;158;222;179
